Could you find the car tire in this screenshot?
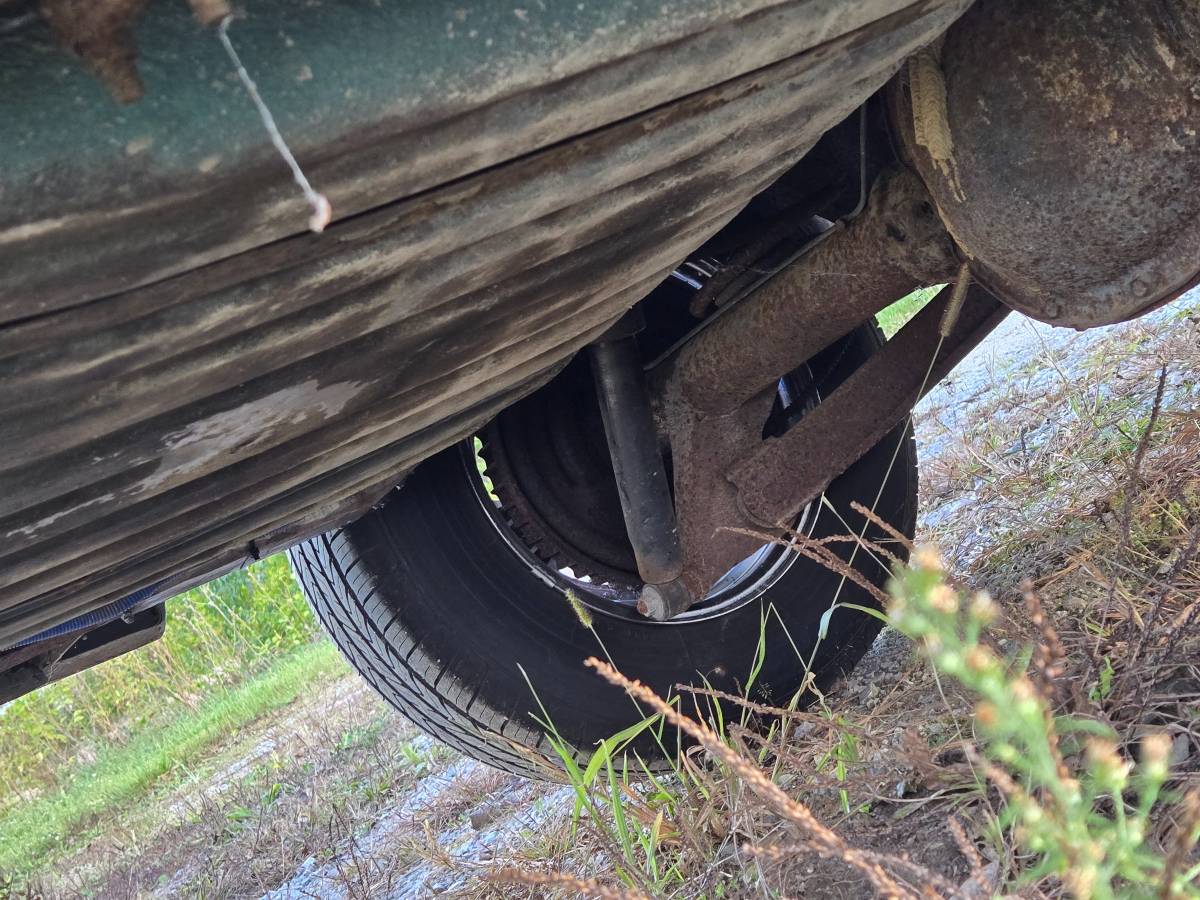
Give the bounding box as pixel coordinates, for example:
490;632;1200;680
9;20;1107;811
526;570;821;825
288;325;916;778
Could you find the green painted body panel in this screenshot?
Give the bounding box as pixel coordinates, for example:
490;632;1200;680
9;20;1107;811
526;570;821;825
0;0;969;644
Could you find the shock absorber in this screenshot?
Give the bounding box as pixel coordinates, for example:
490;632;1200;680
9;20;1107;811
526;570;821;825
589;310;692;619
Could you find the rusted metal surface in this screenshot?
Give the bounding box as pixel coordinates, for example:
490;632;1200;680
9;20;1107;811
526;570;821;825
670;166;961;417
27;0;230;103
0;0;969;645
38;0;147;103
666;286;1005;600
730;284;1006;528
894;0;1200;329
660;166;961;600
667;386;782;600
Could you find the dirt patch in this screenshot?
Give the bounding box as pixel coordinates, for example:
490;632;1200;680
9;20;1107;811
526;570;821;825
31;675;428;898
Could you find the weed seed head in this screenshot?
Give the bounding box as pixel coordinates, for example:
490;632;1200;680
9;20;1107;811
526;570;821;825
994;742;1018;763
928;584;960;615
1009;678;1035;702
565;590;594;629
965;646;994;674
975;701;998;729
912;546;944;572
1140;732;1172;780
969;591;997;625
1086;739;1129;790
1066;866;1096;898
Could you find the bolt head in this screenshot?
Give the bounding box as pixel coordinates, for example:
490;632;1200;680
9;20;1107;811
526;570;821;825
636;581;694;621
637;585;669;620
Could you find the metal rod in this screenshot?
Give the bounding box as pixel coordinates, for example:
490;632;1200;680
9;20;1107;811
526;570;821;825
589;330;687;616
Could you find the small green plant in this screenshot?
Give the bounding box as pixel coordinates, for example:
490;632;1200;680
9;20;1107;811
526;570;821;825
398;739;429;773
1090;656;1116;703
815;724;860;815
519;662;679;897
889;550;1200;899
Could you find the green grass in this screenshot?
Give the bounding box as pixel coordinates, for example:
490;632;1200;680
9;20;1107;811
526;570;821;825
876;285;943;338
0;553;338;881
511;550;1200;898
0;555;319;803
0;639;345;878
890;556;1200;899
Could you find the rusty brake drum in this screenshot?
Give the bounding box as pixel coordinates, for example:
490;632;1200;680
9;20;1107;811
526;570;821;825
894;0;1200;329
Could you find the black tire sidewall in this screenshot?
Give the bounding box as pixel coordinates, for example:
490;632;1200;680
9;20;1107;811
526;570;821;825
334;327;916;762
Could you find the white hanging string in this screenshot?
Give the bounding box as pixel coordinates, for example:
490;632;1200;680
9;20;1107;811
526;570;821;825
217;16;332;233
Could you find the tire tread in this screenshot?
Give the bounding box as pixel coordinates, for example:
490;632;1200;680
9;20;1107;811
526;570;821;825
288;533;554;779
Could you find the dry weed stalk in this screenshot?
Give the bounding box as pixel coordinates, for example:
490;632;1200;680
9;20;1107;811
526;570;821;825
486;867;652;900
1020;582;1074;788
948;815;984;873
744;841;962;897
851;500;917;553
673;683;862;731
585;657;925;899
1023;582;1066;701
721;525;896;605
1159;790;1200;900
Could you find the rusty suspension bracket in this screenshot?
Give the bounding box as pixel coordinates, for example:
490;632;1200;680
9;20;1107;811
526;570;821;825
669;284;1007;604
656;166;977;608
731;284;1007;526
668;166;961;418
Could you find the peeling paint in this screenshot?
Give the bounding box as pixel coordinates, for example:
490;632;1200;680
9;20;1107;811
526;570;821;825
6;494;117;539
138;380;364;493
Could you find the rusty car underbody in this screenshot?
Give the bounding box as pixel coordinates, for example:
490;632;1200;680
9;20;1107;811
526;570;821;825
1;0;1197;700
